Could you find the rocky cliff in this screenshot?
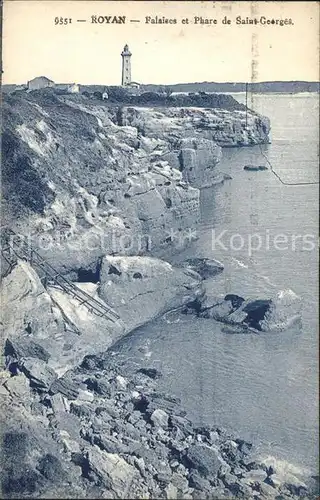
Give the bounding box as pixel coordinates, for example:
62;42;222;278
1;90;291;500
2;90;270;276
0;256;312;499
0;256;203;376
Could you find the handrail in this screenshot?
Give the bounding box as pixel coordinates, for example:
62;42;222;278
1;235;120;323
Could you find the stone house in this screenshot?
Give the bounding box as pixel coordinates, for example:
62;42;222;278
27;76;55;91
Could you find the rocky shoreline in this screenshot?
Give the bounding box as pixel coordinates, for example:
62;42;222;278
1;91;317;498
0;256;314;499
1;343;317;499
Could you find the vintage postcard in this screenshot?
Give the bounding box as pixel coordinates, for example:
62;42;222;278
0;1;319;498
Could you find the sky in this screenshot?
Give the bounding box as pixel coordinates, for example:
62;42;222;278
2;1;319;85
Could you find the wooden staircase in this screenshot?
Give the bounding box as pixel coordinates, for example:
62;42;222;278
1;232;120;323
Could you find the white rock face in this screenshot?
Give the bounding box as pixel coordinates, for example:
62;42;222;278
121;105;269;145
1;256;203;376
0;259;62;356
3;96;270;276
150;409;169;428
3;96;205;276
260;289;302;331
0;260;125;376
115;375;128;389
99;255;203;331
178;137;222;188
85;448;137;498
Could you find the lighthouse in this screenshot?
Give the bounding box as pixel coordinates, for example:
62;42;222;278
121;44;132;86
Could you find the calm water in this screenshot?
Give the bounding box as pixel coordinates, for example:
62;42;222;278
109;94;319;473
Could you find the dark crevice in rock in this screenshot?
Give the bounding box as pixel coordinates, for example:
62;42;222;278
224;294;245;310
133;395;149;413
183;297;203;316
77;258;102;283
71;452;91;480
25;322;32;334
242;299;272;331
7;361;19;376
108;264;122;276
137;368;162;379
132;272;143;279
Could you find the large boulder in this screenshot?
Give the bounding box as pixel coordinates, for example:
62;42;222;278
183;257;224;279
150;408;169;428
5;337;51;362
20;358;57;390
199;294;243;320
0;260;126;377
197;289;301;332
184;444;221;479
260;289;302;331
0;260;62;344
201;300;234;320
0;260;64;370
98;256;203;332
85;448;137;498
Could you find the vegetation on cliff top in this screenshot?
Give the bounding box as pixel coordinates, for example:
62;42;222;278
85;86;247;111
8;86;247;111
1;89;268;237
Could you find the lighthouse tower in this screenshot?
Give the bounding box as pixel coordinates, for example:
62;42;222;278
121;44;132;86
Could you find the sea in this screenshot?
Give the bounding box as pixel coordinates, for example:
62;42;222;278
107;93;319;476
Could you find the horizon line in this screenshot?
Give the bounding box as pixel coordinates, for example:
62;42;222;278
3;79;320;86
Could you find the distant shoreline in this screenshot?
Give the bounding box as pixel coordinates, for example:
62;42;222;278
2;81;319;95
140;81;319;94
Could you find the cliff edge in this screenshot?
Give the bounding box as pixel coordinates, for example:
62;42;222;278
2;90;270;276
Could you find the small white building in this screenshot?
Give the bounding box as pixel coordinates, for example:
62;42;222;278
102;91;109;100
27;76;55;91
67;83;80;93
